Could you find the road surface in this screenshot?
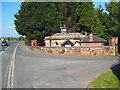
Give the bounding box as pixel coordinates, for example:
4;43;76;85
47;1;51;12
0;40;17;89
2;41;118;88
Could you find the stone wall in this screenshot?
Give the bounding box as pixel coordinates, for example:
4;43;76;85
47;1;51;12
28;45;117;56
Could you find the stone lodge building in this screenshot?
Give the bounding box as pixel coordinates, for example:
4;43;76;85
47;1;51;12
45;27;107;47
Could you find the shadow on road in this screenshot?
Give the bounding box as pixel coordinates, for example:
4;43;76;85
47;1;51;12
110;57;120;87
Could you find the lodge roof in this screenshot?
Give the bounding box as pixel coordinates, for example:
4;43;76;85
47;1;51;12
45;33;85;40
52;33;84;36
78;35;107;43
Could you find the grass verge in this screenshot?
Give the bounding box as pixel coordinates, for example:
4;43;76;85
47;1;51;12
118;54;120;56
88;69;120;88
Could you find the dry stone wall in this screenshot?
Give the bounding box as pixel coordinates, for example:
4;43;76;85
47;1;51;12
28;46;117;56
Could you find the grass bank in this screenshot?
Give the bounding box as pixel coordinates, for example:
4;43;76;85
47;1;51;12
88;65;120;88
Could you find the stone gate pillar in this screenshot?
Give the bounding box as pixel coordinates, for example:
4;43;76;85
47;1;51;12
110;37;118;56
31;40;37;46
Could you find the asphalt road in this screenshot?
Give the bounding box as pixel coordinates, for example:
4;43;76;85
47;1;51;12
0;40;17;89
2;41;118;88
0;52;1;89
0;40;17;52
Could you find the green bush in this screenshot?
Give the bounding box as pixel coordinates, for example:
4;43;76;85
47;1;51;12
25;39;30;45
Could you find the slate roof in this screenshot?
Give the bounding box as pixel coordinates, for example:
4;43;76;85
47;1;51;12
78;35;107;43
52;33;84;36
45;33;85;40
61;40;74;46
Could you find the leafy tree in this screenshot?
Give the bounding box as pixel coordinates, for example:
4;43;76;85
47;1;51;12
14;2;61;45
75;2;105;38
54;2;78;33
105;2;119;37
105;2;120;52
15;2;119;48
95;7;111;40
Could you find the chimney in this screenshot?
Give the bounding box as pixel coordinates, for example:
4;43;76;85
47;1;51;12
89;33;93;41
85;31;87;36
60;25;66;33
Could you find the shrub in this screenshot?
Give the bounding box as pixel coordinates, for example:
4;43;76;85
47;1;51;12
25;39;30;45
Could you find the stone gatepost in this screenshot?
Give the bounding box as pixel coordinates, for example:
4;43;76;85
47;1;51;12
31;40;37;46
110;37;118;56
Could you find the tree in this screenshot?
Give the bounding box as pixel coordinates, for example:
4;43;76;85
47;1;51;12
105;2;119;36
14;2;61;45
105;2;120;52
15;2;118;46
75;2;105;38
95;7;111;40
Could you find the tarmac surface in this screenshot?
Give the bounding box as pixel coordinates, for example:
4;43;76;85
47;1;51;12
1;41;118;88
0;40;17;89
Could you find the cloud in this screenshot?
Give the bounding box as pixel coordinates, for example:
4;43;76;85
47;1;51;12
7;25;15;29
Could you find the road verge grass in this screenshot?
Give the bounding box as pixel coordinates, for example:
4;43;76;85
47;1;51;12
88;70;120;88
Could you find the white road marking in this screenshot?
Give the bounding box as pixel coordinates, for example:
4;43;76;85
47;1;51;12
0;43;17;54
7;44;18;88
5;43;17;51
0;51;4;54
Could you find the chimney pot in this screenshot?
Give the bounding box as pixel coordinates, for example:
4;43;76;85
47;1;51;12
85;32;87;36
60;26;66;33
89;33;93;41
